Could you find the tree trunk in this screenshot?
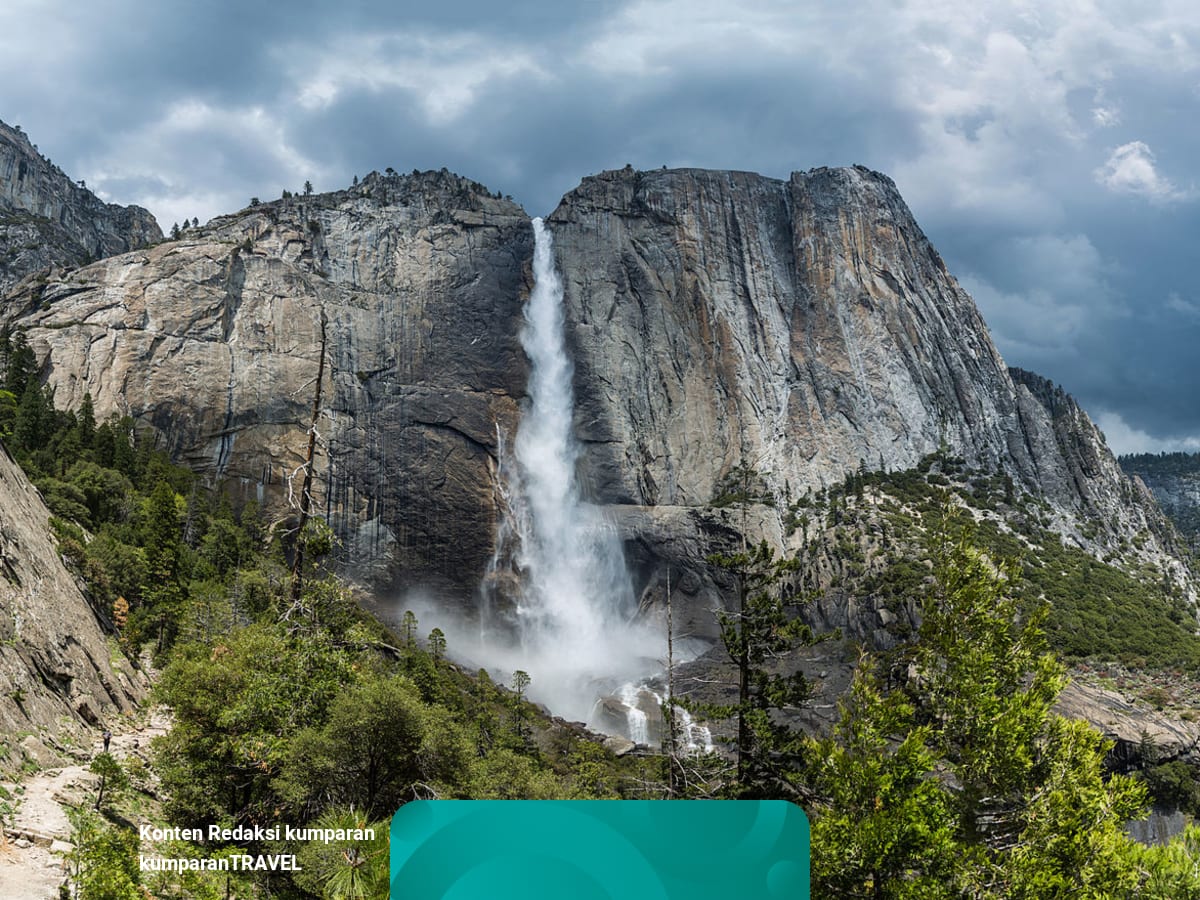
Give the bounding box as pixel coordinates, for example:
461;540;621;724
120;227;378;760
290;310;328;604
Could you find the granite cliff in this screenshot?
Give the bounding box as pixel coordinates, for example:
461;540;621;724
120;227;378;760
0;439;146;775
3;170;531;598
546;166;1191;632
0;119;161;297
1121;452;1200;545
1;160;1190;642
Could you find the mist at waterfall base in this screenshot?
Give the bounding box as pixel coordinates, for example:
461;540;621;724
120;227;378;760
388;218;705;743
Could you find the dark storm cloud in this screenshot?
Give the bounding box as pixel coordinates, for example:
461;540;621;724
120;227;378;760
1;0;1197;451
279;30;923;217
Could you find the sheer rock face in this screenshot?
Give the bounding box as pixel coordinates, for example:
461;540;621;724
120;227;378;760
549;166;1015;506
2;164;1187;625
547;168;1144;519
1141;474;1200;535
0;120;161;297
547;166;1191;630
0;440;146;772
1120;457;1200;543
4;171;531;598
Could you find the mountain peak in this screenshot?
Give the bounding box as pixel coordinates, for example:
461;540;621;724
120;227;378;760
0;118;161;297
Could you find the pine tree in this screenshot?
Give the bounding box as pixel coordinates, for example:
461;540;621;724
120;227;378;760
914;519;1067;848
401;610;418;649
13;378;46;450
141;479;185;653
1003;716;1146;897
93;421;116;467
808;656;958;898
3;329;36;397
808;512;1156;895
511;670;531;743
428;627;446;660
705;539;812;797
110;417;136;476
294;807;389;900
90;753;129;812
77;392;96;449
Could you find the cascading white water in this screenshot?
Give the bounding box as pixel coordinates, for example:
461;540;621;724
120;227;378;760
514;219;632;652
476;218;662;722
618;684;651;745
676;703;715;754
625;686;714;752
400;217;715;750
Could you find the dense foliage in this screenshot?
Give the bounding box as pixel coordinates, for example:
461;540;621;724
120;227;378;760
0;332;646;898
1122;451;1200;479
794;454;1200;669
805;514;1188;897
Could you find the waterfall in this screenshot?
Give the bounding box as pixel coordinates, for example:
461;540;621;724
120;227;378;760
513;218;634;655
471;218;713;749
618;684;651;745
619;686;714;752
676;703;714;754
479;217;660;723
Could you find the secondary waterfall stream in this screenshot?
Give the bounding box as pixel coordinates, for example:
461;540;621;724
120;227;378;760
475;217;710;751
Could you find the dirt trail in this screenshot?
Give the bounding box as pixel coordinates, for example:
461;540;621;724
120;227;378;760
0;709;170;899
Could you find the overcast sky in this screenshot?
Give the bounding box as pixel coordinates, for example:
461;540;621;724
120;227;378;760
2;1;1196;453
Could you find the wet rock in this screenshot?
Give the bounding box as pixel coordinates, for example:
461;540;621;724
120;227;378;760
589;696;630;736
602;736;636;757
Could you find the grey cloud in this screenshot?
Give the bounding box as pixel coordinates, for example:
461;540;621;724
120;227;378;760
1;0;1198;445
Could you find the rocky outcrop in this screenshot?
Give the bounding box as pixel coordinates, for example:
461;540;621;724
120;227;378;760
1120;453;1200;543
2;163;1189;630
1055;680;1200;771
0;439;146;774
3;170;530;598
551;166;1015;505
546;169;1147;520
0;120;161;297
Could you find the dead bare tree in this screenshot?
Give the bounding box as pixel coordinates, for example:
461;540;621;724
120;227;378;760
289;309;328;606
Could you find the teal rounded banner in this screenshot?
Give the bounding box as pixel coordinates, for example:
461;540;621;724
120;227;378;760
390;800;809;899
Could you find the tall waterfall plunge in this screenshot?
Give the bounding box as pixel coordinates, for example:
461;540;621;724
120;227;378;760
478;218;664;726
